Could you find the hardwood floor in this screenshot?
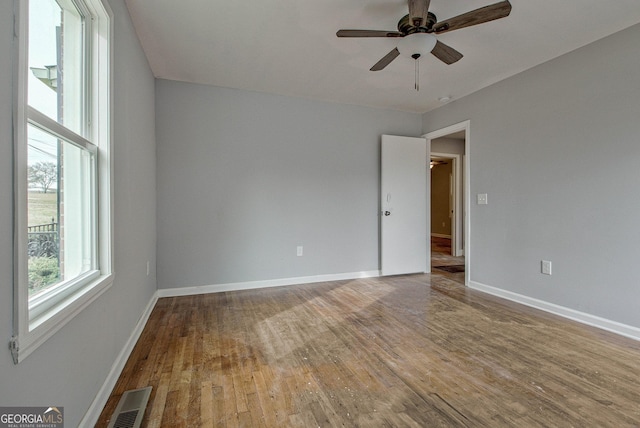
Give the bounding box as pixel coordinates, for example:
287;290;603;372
97;272;640;427
431;236;454;256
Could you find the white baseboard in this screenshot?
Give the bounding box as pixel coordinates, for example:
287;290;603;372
157;270;381;298
431;233;452;239
80;291;159;427
469;280;640;342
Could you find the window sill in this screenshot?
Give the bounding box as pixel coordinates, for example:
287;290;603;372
11;273;114;364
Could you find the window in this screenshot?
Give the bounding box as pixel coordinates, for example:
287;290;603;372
11;0;113;363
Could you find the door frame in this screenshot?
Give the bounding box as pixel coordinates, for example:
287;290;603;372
424;120;470;286
430;152;463;257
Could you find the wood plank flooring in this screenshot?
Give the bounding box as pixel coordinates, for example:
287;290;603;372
97;271;640;427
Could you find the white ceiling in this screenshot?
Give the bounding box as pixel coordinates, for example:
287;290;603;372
124;0;640;113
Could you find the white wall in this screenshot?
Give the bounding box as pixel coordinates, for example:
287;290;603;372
156;80;422;289
423;23;640;330
0;1;157;425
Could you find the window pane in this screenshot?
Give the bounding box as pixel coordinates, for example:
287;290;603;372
27;124;96;298
28;0;85;136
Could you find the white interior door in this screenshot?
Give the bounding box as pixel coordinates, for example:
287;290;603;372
381;135;428;276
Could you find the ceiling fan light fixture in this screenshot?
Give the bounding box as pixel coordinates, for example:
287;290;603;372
397;33;437;59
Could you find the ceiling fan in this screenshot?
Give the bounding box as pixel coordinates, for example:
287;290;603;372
336;0;512;72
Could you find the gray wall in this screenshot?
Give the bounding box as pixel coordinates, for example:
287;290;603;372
423;23;640;328
156;80;422;288
0;1;157;425
431;137;465;156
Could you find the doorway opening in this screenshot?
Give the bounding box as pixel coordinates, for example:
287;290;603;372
425;121;469;285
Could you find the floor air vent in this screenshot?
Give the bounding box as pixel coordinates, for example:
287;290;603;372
107;386;152;428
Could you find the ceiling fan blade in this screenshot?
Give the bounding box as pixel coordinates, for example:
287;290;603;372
431;40;463;65
337;29;403;38
370;48;400;71
433;0;512;34
408;0;431;27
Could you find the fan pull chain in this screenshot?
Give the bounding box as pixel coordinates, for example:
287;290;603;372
415;58;419;91
412;53;421;91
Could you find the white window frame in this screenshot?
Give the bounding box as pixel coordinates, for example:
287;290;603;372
11;0;114;364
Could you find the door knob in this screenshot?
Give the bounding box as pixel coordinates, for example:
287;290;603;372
384;211;391;216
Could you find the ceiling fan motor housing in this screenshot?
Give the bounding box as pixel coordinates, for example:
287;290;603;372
398;12;437;34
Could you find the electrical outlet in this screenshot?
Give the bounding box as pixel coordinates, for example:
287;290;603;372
477;193;488;205
541;260;552;275
297;246;303;257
